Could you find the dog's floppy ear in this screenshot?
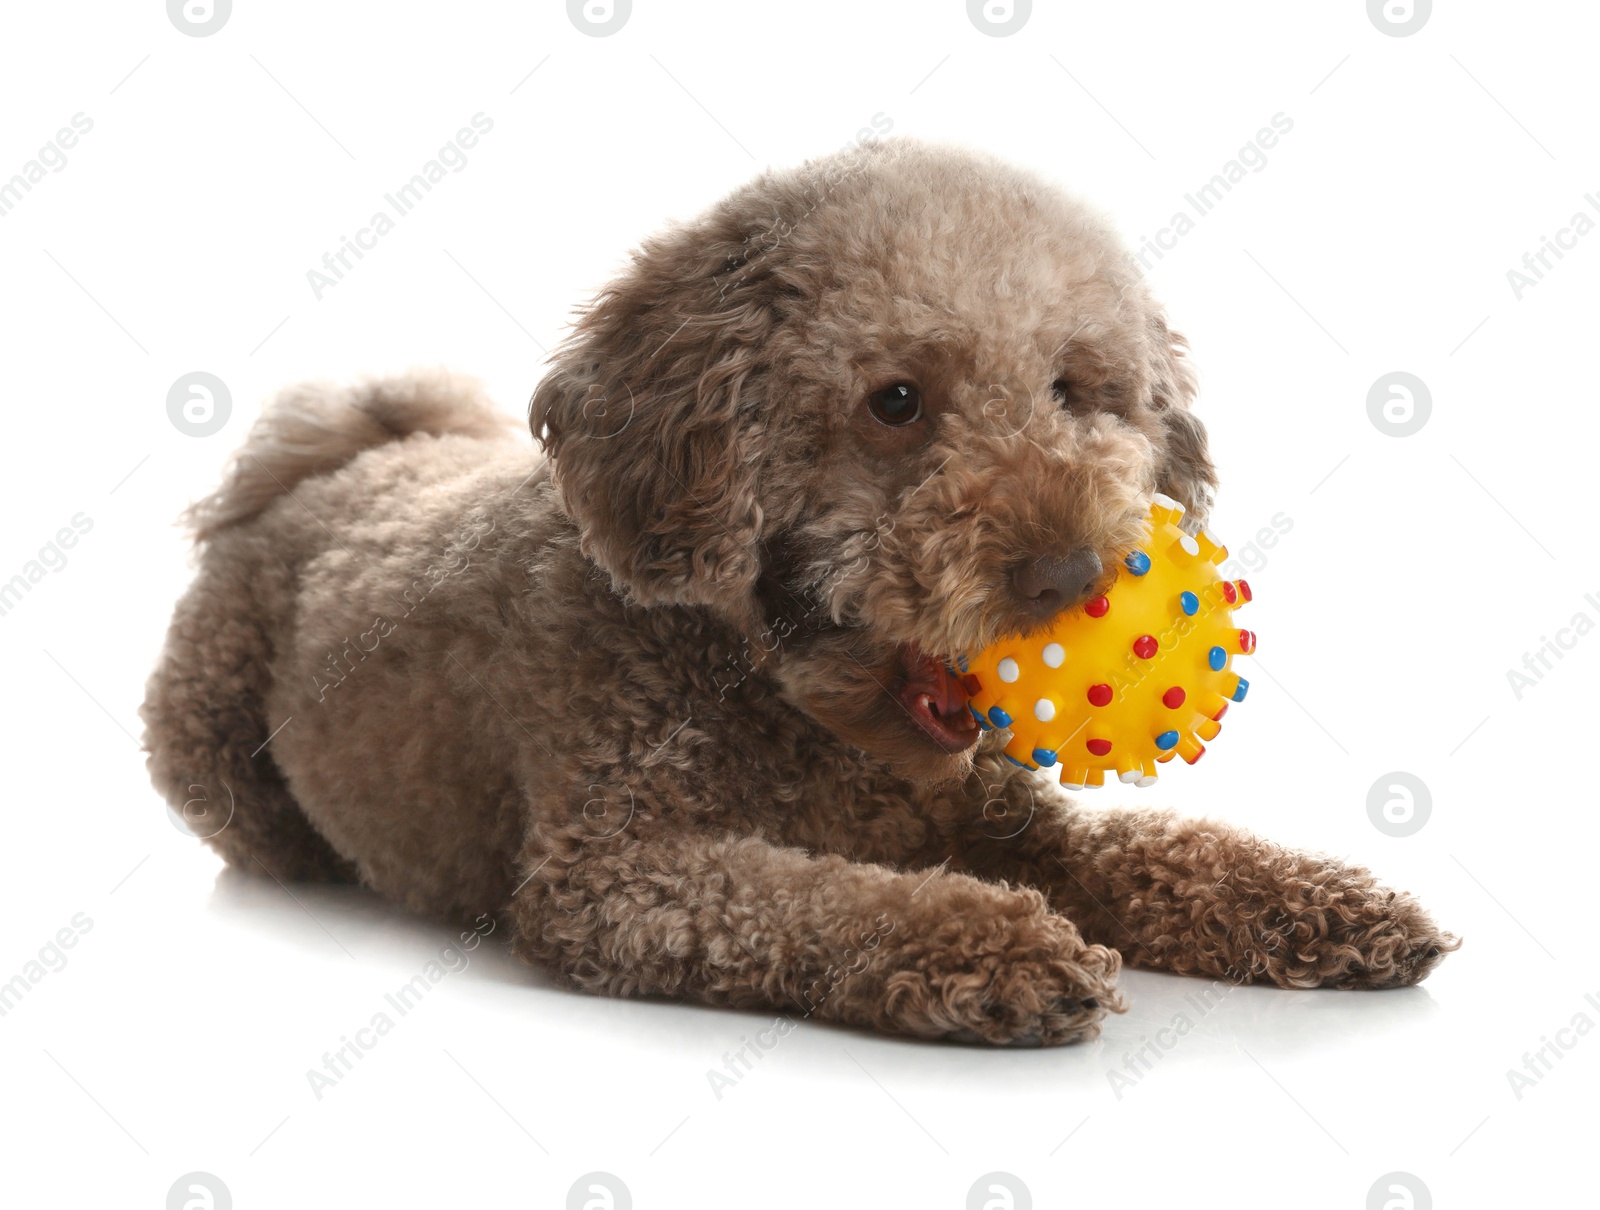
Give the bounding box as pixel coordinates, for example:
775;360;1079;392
531;215;777;629
1146;315;1217;522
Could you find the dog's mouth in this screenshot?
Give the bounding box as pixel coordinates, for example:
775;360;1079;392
895;644;981;752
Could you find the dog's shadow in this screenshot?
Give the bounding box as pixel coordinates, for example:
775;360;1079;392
207;865;556;990
208;867;1448;1098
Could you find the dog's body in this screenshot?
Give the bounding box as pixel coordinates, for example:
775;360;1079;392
143;141;1454;1044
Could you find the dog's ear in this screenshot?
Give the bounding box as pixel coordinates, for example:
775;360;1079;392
1146;316;1217;522
531;216;777;629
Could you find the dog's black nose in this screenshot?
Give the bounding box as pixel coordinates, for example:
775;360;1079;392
1011;549;1103;618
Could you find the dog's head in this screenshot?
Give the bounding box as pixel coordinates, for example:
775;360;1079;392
533;139;1215;783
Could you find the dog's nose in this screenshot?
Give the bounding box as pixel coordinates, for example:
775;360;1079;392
1011;548;1103;618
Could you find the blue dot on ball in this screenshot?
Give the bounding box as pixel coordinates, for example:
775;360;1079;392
1155;730;1180;750
988;705;1012;728
1231;677;1250;702
1031;747;1058;767
1179;591;1199;616
970;705;991;731
1125;550;1151;576
1208;645;1227;671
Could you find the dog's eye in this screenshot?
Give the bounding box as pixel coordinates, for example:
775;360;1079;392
867;383;923;426
1051;379;1080;411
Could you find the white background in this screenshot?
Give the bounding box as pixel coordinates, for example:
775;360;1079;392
1;1;1595;1206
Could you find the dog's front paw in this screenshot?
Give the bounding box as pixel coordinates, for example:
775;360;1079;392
882;912;1125;1045
1198;851;1462;990
1293;885;1460;989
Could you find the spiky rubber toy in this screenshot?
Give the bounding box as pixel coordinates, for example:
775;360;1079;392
959;494;1255;788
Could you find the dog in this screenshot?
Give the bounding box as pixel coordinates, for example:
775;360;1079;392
142;139;1456;1044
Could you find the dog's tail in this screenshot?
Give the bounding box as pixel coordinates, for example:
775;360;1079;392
185;371;518;541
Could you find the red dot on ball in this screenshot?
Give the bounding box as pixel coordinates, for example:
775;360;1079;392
1212;703;1229;721
1221;581;1238;604
1132;634;1158;659
1236;579;1253;602
1162;686;1186;709
1086;738;1112;756
1087;683;1113;707
1085;595;1110;618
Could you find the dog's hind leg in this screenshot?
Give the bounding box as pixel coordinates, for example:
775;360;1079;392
143;371;514;881
141;549;357;883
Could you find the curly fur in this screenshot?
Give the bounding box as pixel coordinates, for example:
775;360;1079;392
141;139;1456;1045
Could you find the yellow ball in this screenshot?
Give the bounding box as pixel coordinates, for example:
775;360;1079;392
961;495;1255;787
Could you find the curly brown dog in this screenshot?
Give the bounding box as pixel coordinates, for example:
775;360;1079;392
141;139;1456;1044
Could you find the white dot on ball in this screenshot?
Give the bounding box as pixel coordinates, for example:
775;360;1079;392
1118;769;1142;784
1136;774;1159;788
1033;697;1056;722
1042;642;1065;668
1178;533;1200;556
998;657;1020;683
